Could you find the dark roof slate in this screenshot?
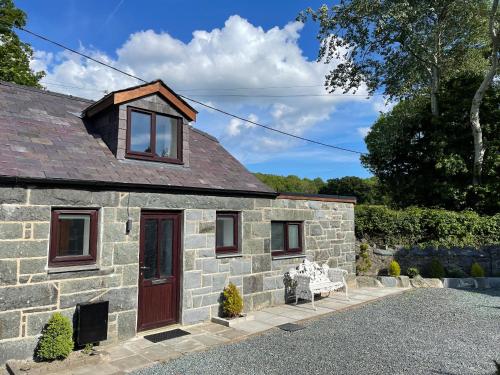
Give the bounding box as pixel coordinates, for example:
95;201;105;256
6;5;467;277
0;81;275;195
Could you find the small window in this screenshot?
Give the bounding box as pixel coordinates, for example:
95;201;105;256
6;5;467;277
126;107;182;163
271;221;302;256
49;209;98;266
216;212;239;254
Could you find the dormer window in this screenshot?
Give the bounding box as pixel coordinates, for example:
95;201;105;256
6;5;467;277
126;107;182;164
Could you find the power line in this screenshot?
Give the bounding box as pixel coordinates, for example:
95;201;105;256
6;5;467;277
9;22;366;155
185;94;371;98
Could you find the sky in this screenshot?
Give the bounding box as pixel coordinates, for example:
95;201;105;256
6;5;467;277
18;0;389;181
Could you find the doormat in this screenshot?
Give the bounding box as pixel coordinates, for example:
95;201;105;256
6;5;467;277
144;329;191;343
277;323;305;332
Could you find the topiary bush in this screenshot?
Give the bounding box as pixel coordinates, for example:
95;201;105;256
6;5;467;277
222;282;243;318
428;259;446;279
406;267;420;278
388;260;401;277
470;262;485;277
36;313;74;361
356;243;372;274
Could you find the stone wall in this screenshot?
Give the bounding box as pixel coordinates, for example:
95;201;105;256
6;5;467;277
0;185;355;363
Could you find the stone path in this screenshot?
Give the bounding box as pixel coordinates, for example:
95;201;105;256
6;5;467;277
32;288;407;375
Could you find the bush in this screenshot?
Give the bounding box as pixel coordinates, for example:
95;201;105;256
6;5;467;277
355;205;500;248
446;266;467;278
428;259;446;279
406;267;420;278
222;282;243;318
359;242;369;253
388;260;401;277
470;262;485;277
36;313;74;361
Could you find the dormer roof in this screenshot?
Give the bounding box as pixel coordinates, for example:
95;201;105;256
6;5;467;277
0;80;275;196
84;79;198;121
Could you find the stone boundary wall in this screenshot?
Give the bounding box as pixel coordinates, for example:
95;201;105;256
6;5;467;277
0;185;355;363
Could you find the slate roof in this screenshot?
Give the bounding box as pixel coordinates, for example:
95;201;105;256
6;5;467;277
0;81;276;196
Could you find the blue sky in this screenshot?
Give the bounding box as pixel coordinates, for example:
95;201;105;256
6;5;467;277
19;0;386;180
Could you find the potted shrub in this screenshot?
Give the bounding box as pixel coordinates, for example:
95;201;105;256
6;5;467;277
406;267;419;278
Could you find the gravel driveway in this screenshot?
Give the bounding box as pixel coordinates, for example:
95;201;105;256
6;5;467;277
134;288;500;375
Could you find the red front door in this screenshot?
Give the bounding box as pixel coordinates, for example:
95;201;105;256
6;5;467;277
137;211;181;331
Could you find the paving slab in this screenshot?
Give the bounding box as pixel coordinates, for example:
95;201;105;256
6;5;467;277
231;320;275;334
139;345;183;362
109;355;151;372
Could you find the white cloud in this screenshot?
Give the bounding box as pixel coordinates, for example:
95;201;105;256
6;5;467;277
32;15;379;163
357;127;371;138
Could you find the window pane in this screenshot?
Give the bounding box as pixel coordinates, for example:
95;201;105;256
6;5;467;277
288;224;300;249
143;219;157;280
130;111;151;153
57;215;90;257
156;115;178;158
159;219;173;277
271;222;284;251
216;216;234;247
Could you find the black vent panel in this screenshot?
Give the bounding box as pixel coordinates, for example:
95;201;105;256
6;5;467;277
76;301;109;346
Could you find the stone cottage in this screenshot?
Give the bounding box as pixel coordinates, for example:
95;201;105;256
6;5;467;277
0;79;356;363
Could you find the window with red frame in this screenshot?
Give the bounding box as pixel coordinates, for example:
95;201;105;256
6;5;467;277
126;107;183;164
49;209;98;266
215;212;239;254
271;221;302;256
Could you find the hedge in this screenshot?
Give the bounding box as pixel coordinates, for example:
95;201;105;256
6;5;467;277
355;205;500;248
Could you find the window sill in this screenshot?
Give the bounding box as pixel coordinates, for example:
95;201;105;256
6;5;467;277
216;253;243;259
47;264;100;274
272;254;306;261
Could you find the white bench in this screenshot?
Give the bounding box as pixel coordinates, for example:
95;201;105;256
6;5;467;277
288;259;349;310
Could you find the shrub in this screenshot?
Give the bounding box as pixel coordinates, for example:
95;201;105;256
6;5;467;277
36;313;74;361
359;242;369;253
355;205;500;248
406;267;419;278
428;259;446;279
388;260;401;277
446;266;467;278
470;262;485;278
222;282;243;318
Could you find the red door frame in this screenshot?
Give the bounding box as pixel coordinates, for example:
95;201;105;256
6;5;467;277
137;211;182;331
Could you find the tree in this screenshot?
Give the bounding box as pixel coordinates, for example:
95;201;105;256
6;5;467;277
361;75;499;214
254;173;325;193
0;0;44;87
300;0;489;117
319;176;388;204
470;0;499;185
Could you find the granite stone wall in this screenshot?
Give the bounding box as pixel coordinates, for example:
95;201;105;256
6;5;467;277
0;185;355;363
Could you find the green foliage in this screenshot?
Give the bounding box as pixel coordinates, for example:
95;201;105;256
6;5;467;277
446;266;467;278
0;0;45;87
319;176;389;204
388;260;401;277
470;262;485;277
36;313;74;361
356;243;371;274
361;76;500;214
428;259;446;279
300;1;489;104
82;343;93;355
222;282;243;318
355;205;500;248
254;173;324;194
406;267;420;278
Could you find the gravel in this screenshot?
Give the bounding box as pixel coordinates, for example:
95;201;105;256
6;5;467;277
134;288;500;375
